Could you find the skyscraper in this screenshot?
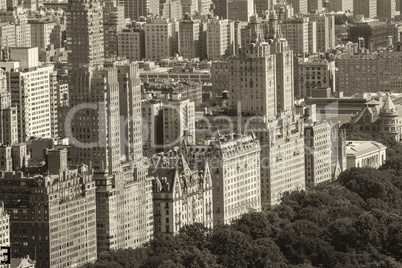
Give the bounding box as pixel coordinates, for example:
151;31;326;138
354;0;377;18
65;0;153;254
103;1;125;59
66;0;104;69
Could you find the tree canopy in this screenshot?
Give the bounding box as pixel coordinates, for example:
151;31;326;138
82;164;402;268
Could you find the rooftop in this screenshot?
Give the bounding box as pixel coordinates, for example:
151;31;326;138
346;140;387;158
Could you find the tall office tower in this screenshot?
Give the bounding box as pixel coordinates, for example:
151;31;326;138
0;157;97;268
150;153;213;234
304;121;332;188
212;0;229;19
160;0;182;19
288;0;308;14
0;7;30;47
103;1;125;59
179;14;204;59
297;59;336;98
0;202;10;266
29;19;57;49
184;134;261;226
182;0;198;16
66;0;104;69
254;0;270;17
206;18;235;60
308;19;317;54
308;13;335;52
228;0;254;22
118;24;145;61
308;0;322;12
199;0;213;15
280;17;309;55
0;48;52;142
327;0;353;11
354;0;377;18
144;18;179;60
377;0;396;19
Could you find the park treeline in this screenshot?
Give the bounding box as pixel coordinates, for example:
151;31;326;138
83;133;402;268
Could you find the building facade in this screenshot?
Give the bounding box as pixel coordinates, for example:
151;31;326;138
346;140;387;169
184;134;261;225
0;201;10;268
150;154;213;234
354;0;377;18
0;161;97;268
206;19;235;60
304;121;332;187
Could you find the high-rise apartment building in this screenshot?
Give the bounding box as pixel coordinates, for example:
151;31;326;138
103;1;125;59
0;68;17;146
66;0;104;69
354;0;377;18
118;24;146;61
280;17;309;55
308;13;335;52
0;7;31;47
0;146;12;172
254;0;270;17
162;95;195;151
0;202;10;268
297;59;336;98
377;0;396;19
0;48;52;142
0;22;16;51
212;0;229;19
228;0;254;22
182;0;199;15
179;15;206;59
378;51;402;93
327;0;353;11
288;0;308;14
150;153;213;233
199;0;213;15
226;14;305;208
348;20;388;51
206;18;235;60
65;0;153;255
185;134;261;225
120;0;159;20
0;157;97;268
308;0;322;12
304;121;332;188
144;18;179;60
141;99;163;156
29;19;57;49
335;53;378;95
160;0;182;20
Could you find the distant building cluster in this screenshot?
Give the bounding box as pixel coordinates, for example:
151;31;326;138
0;0;399;267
